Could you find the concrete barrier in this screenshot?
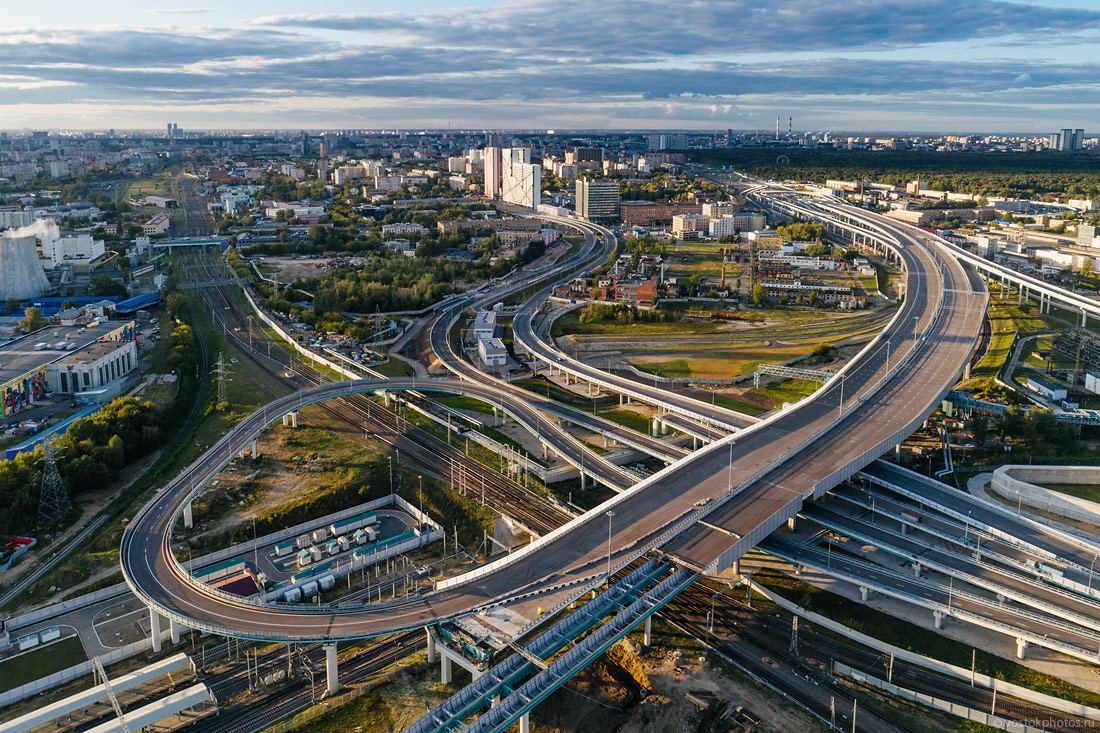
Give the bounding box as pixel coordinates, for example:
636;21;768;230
990;465;1100;527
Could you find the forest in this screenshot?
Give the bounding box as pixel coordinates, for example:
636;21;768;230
689;148;1100;199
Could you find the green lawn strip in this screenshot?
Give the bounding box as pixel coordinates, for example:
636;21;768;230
597;409;654;435
0;636;88;694
704;393;765;416
511;377;618;407
550;311;719;337
1040;484;1100;504
754;568;1100;708
746;378;820;405
430;394;495;415
632;358;693;378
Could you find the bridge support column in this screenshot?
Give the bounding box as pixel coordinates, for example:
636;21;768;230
651;418;659;437
169;618;183;645
996;593;1005;606
384;393;390;407
282;414;289;426
859;586;869;602
325;644;340;696
731;559;741;576
149;607;162;652
787;516;797;532
1016;637;1027;659
1083;311;1089;328
542;442;548;461
912;562;920;578
934;610;943;629
520;712;530;733
661;419;668;435
693;436;698;450
183;500;193;529
619;394;623;406
643;616;652;646
290;412;298;428
579;471;586;491
440;653;452;684
251;440;258;459
900;521;907;536
426;630;436;663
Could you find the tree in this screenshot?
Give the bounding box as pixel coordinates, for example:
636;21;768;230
166;292;187;322
88;274;127;297
4;298;19;315
61;299;78;311
752;282;766;305
19;307;47;333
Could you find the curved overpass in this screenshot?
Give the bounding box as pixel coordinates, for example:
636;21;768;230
121;196;984;643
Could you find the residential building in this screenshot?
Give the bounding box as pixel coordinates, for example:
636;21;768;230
500;148;540;209
701;202;739;218
1078;224;1098;248
381;223;428;236
483;146;501;199
619;201;701;227
671;213;709;237
575;179;620;223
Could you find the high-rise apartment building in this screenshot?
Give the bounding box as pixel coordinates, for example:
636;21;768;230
575;179;620;223
500;148;540;209
483;146;502;199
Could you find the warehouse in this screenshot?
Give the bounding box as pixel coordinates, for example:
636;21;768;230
0;322;133;417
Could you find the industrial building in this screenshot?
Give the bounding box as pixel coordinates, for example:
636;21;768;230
0;227;51;299
472;310;496;340
478;337;507;368
0;322;135;417
575;179;621;223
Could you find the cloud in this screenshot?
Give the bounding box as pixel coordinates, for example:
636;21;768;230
2;1;1098;129
148;8;212;15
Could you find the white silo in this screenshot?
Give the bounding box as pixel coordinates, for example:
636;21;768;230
0;228;51;300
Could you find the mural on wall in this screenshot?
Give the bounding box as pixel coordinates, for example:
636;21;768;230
1;367;48;418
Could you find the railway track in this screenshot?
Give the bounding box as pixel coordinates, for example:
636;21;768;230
179;250;571;535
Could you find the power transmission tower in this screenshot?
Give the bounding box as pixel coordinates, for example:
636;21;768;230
214;353;231;406
38;439;71;524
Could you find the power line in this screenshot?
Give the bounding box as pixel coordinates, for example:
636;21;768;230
38;439;71;524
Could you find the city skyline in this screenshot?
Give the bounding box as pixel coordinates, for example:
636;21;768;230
2;0;1100;132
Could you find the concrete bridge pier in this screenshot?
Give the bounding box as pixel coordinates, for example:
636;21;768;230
325;643;340;696
426;629;436;663
149;607;163;652
859;586;869;602
693;436;698;450
169;618;184;645
643;616;652;646
251;440;258;459
912;562;921;578
934;610;944;629
787;516;797;532
1082;310;1089;328
651;418;659;437
579;471;587;491
520;712;530;733
281;411;299;427
619;393;623;406
1016;637;1028;659
183;500;193;529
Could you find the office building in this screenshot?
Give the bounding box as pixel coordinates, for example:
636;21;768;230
575;179;620;223
671;213;709;236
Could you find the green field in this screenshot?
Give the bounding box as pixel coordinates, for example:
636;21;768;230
631;345;814;380
0;636;87;693
368;358;416;378
430;394;494;415
551;311;719;337
747;378;820;405
596;409;653;434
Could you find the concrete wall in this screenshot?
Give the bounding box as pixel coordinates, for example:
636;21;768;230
990;465;1100;527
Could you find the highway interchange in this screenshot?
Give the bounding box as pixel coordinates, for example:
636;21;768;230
120;185;991;647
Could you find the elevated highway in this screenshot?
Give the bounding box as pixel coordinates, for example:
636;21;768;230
121;191;985;644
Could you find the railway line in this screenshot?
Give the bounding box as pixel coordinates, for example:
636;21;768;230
179;251;572;536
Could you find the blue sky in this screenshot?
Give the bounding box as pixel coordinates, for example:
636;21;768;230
2;0;1098;132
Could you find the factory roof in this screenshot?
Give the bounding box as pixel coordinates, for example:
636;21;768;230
0;323;120;386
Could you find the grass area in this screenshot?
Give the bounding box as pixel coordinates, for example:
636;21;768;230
1041;483;1100;504
859;274;879;293
0;636;87;693
429;393;495;415
755;567;1100;709
970;300;1018;379
512;376;618;407
551;311;719;337
631;345;814;380
597;409;653;435
706;393;766;416
369;358;416;377
746;377;820;405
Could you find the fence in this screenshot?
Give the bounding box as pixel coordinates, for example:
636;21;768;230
4;581;132;634
834;662;1046;732
0;637;151;708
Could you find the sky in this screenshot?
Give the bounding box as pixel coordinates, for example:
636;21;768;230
2;0;1099;133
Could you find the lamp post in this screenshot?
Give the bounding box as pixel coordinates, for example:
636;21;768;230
605;511;615;583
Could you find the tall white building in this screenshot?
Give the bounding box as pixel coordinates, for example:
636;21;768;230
500;148;540;209
483;146;502;199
